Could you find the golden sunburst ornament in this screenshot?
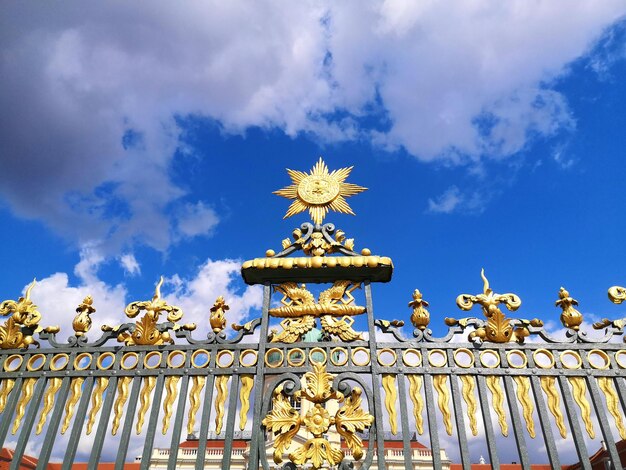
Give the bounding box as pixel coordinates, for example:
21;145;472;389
274;158;367;225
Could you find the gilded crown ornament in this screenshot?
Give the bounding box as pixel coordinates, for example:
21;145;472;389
274;158;367;225
0;279;59;349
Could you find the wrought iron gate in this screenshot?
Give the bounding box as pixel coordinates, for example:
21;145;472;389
1;159;626;470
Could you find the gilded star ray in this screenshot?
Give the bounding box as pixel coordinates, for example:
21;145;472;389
274;158;367;225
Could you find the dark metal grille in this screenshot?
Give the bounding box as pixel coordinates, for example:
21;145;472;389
1;223;626;470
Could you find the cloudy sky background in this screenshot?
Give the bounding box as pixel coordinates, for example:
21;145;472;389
1;1;626;462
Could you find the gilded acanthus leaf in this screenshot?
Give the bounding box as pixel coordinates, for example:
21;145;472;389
262;388;301;464
263;363;373;469
290;438;344;470
335;387;374;460
302;362;336;403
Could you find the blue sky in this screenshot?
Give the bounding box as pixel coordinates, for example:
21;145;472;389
2;2;626;341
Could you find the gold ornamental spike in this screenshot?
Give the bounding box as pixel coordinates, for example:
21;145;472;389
209;296;228;334
12;378;37;434
274;157;367;225
36;378;63;434
86;377;109;435
187;376;206;435
407;375;424;435
597;377;626;440
238;375;254;431
0;379;16;414
409;289;430;330
214;376;229;435
433;375;452;435
382;374;398;435
486;376;508;436
459;376;478;436
111;377;133;435
162;376;180;434
540;376;567;438
136;376;156;434
513;376;536;438
61;378;84;434
569;377;594;439
73;296;95;337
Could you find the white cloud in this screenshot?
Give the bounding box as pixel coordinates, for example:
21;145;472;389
427;186;487;214
427;186;462;214
0;1;624;254
175;201;220;239
31;272;128;342
25;256;262;343
165;258;263;337
119;253;141;276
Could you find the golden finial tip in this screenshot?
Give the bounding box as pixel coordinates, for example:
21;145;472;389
266;249;275;257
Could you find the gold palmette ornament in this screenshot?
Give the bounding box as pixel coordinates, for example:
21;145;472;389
447;269;542;343
0;280;59;349
262;362;373;470
274;157;367;225
102;277;195;346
